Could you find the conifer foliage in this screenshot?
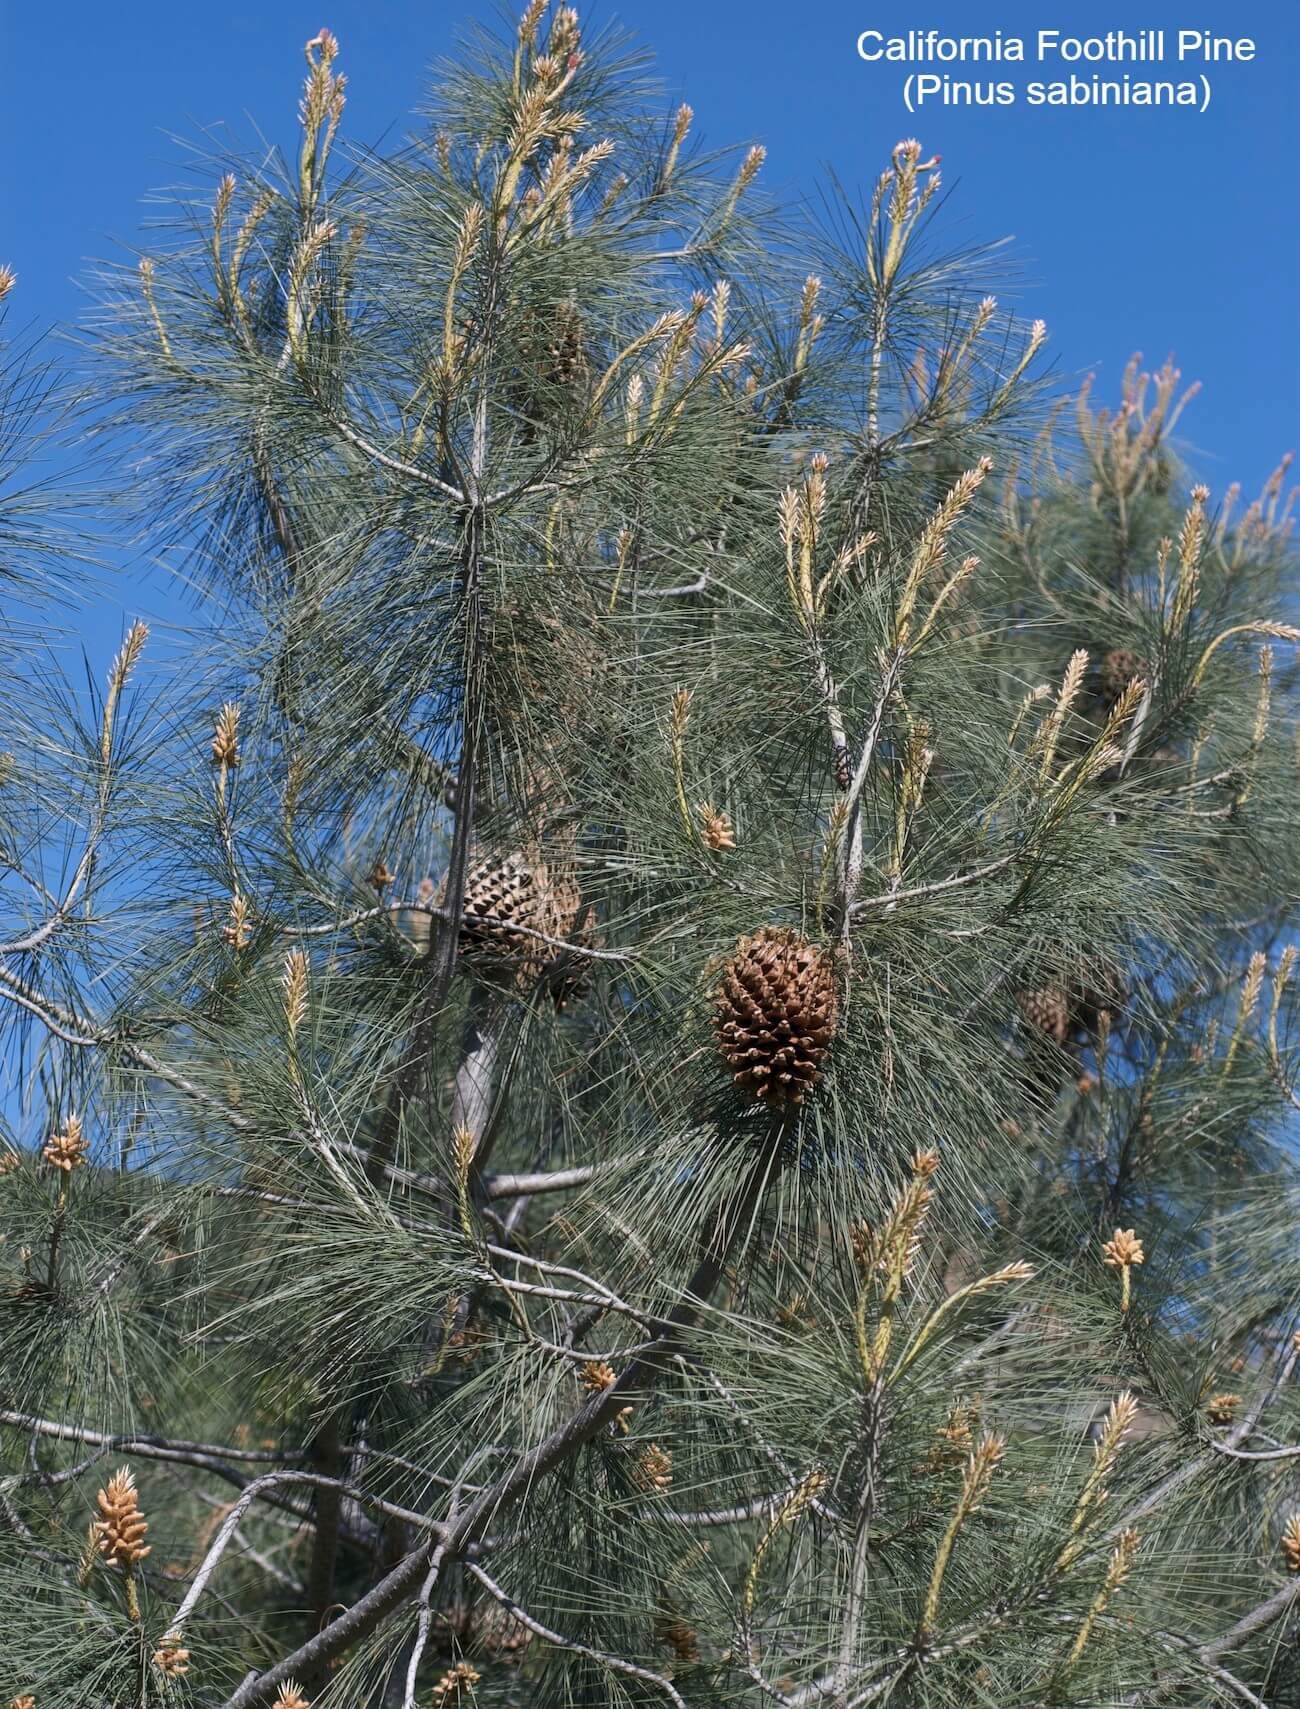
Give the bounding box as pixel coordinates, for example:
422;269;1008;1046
2;8;1299;1707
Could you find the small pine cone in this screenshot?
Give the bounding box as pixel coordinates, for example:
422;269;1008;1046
94;1467;151;1568
10;1697;36;1709
633;1444;673;1492
1017;984;1071;1047
832;743;852;790
1099;648;1148;705
367;857;395;891
475;1602;533;1658
152;1636;190;1678
656;1617;701;1663
1282;1513;1300;1573
714;927;839;1107
1206;1392;1242;1426
42;1113;89;1174
433;1661;480;1704
0;1145;20;1178
1102;1228;1145;1269
696;802;736;851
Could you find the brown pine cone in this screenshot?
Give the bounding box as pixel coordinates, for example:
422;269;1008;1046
460;849;542;952
453;844;598;1009
1017;984;1071;1046
714;927;839;1107
1100;647;1148;705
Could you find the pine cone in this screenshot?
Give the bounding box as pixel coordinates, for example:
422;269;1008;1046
1206;1392;1242;1426
579;1359;616;1393
152;1636;190;1678
460;849;541;952
42;1113;89;1174
656;1616;701;1663
714;927;839;1107
1017;983;1071;1047
455;844;595;1004
1100;647;1148;705
475;1601;533;1657
543;302;586;388
633;1443;673;1492
433;1662;479;1705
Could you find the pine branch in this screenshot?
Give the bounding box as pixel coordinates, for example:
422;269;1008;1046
220;1131;788;1708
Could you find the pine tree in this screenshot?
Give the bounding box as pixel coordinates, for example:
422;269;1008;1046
2;9;1299;1708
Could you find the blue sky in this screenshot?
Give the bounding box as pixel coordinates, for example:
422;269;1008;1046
1;0;1296;641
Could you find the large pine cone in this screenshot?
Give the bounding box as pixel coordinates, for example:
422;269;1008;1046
460;850;543;953
714;927;839;1107
402;854;546;957
459;847;592;1001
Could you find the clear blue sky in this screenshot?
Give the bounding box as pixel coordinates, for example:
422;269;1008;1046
1;0;1296;636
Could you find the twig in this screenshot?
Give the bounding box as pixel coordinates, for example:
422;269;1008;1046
324;406;465;503
1200;1578;1300;1663
0;1410;306;1468
169;1471;440;1635
838;652;904;935
850;850;1023;916
464;1560;688;1709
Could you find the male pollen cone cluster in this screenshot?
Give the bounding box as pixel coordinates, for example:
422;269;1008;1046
94;1467;150;1567
714;926;839;1106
